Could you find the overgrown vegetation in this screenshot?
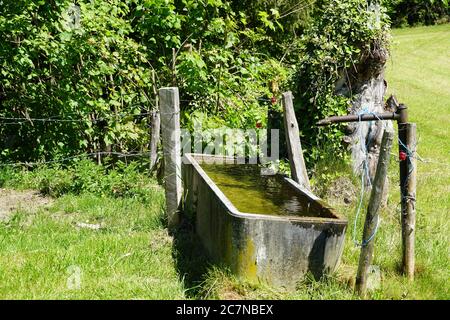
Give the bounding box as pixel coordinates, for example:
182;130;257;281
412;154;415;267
0;159;160;201
0;0;291;163
293;0;390;164
1;1;447;166
1;0;394;167
0;1;152;160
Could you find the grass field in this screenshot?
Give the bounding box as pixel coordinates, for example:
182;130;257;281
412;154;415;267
0;24;448;300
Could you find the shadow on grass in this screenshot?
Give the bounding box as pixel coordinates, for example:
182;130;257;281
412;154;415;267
170;217;211;299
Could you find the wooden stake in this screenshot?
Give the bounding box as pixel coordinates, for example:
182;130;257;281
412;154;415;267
149;70;160;171
172;48;177;86
399;123;417;280
160;87;182;229
355;128;394;297
282;91;310;190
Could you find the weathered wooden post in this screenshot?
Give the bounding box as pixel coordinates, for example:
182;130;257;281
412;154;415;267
355;128;394;297
159;87;182;229
282;91;311;190
399;115;417;280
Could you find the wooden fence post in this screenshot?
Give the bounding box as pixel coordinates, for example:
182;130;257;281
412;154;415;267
400;123;417;280
159;87;182;229
282;91;310;190
355;128;394;297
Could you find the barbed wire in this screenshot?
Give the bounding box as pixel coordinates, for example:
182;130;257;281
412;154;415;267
0;112;155;124
0;117;86;123
0;96;277;125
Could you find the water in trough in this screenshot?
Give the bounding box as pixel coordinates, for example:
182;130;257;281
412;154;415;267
201;164;337;218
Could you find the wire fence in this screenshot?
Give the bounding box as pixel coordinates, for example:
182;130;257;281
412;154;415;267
0;112;155;124
1;95;448;172
0;94;282;167
0;96;277;125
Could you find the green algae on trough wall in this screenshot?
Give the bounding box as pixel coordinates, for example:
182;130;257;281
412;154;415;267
201;164;336;218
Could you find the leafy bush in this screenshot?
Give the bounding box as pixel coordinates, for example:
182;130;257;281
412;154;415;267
0;1;152;162
1;0;397;169
0;0;291;163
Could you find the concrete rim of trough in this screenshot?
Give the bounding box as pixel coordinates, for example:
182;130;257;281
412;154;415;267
183;153;347;225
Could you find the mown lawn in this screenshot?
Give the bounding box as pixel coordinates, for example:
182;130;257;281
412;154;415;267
0;190;185;299
381;23;449;299
0;24;448;300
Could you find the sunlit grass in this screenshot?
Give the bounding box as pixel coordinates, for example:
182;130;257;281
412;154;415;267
0;193;185;299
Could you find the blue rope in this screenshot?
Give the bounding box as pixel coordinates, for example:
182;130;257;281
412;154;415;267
352;108;383;248
398;138;417;210
362;215;381;247
351;109;417;247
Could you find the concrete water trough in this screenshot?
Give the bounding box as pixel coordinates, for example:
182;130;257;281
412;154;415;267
182;153;348;289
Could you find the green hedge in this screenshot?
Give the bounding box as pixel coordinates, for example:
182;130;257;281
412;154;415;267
383;0;449;27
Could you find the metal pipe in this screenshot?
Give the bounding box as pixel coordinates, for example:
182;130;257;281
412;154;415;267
397;104;408;124
317;112;400;126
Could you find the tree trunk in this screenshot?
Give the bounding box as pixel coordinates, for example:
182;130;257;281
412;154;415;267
349;73;392;185
336;42;392;197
